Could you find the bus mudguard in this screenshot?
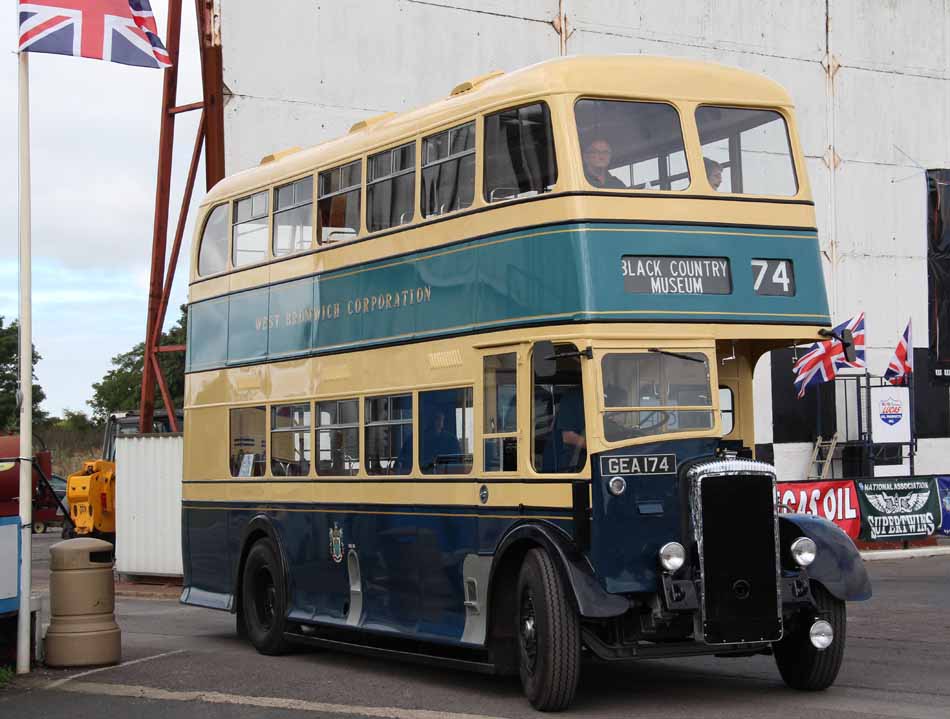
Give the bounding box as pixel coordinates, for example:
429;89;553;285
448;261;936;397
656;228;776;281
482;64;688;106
233;514;293;613
493;522;630;619
779;513;871;602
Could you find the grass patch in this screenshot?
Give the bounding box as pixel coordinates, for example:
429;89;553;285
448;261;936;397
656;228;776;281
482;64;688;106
0;665;13;687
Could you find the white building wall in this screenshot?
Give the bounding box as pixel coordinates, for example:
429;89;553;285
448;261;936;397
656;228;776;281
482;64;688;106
218;0;950;477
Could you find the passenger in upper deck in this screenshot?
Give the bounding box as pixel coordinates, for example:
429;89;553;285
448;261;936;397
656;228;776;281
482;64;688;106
582;137;628;190
704;157;723;191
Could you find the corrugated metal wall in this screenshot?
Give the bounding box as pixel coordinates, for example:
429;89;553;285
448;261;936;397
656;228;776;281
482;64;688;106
218;0;950;479
115;436;183;577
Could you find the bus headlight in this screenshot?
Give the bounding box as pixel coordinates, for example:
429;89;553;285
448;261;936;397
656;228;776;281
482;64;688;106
659;542;685;572
790;537;817;567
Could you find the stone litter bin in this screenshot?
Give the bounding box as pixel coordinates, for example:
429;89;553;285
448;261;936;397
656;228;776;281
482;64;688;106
45;537;121;667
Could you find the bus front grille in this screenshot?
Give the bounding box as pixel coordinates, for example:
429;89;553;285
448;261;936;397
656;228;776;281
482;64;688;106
689;460;782;645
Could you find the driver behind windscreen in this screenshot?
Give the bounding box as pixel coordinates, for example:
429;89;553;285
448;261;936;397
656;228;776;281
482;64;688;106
582;137;627;189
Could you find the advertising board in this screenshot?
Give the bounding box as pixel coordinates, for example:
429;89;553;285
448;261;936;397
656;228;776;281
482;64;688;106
777;480;861;539
855;477;941;540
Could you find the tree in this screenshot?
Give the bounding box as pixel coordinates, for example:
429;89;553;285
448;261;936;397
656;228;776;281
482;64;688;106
89;307;187;421
0;316;47;430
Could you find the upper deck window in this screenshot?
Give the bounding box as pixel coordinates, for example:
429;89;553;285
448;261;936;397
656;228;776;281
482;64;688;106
367;143;415;232
484;103;556;203
233;190;269;268
422;122;475;217
574;99;689;191
273;176;313;257
318;160;361;244
197;203;228;276
696;107;798;196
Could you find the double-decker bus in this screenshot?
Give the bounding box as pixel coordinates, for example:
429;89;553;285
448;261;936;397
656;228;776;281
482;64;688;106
181;56;870;711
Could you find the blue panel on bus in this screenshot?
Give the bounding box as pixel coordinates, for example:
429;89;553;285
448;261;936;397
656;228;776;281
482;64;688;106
186;296;229;372
227;287;270;365
268;278;314;359
187;222;830;373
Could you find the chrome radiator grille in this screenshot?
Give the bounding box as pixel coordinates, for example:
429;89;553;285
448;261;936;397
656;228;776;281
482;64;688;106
689;459;782;645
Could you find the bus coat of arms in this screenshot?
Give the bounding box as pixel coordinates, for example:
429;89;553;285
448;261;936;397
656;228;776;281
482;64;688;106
329;523;344;563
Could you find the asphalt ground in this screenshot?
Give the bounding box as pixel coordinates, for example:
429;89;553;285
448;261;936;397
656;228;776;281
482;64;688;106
2;533;948;718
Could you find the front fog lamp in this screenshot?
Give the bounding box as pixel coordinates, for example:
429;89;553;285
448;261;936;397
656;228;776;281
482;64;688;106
608;476;627;496
809;619;834;650
790;537;817;567
658;542;685;572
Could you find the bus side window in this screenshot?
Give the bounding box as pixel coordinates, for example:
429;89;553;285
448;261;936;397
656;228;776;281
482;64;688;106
273;175;313;257
229;406;266;477
318;160;361;244
316;398;359;476
367;142;415;232
483;353;518;472
422;122;475;217
233;190;269;267
270;403;311;477
484;102;557;203
420;387;474;475
719;386;735;436
365;394;413;475
197;203;229;276
532;343;586;473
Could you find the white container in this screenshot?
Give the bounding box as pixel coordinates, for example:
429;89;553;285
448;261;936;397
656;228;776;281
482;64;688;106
115;435;183;577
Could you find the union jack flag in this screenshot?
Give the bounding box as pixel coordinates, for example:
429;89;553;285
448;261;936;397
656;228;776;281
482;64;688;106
792;313;866;399
18;1;171;69
884;319;913;386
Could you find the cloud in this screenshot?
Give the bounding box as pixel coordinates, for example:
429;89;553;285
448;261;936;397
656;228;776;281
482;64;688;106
1;2;202;416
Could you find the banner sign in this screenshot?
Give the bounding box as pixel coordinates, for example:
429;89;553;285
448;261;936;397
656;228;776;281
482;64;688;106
939;477;950;537
777;480;861;539
855;478;941;540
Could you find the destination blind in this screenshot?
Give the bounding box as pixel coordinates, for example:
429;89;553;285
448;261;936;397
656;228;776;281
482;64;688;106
622;256;732;295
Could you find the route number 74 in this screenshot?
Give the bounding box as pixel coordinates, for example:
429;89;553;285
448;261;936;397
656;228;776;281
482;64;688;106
751;259;795;296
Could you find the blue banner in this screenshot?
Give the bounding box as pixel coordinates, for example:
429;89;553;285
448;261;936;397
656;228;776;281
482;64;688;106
939;476;950;537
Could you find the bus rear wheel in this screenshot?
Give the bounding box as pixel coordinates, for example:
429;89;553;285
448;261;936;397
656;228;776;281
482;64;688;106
516;547;581;712
241;538;290;655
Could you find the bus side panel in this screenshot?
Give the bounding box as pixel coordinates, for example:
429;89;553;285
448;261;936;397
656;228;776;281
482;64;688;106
181;507;233;610
356;510;473;639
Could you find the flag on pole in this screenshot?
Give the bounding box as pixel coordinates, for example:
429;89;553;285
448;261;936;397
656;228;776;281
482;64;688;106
17;1;171;69
884;319;913;386
792;313;865;398
835;311;866;370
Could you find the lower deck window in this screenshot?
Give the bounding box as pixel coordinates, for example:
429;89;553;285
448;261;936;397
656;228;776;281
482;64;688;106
365;394;413;475
316;399;359;476
230;406;266;477
270;403;311;476
419;387;473;474
533;343;586;473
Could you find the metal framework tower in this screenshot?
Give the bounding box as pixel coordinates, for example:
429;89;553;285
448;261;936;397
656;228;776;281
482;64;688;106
138;0;225;433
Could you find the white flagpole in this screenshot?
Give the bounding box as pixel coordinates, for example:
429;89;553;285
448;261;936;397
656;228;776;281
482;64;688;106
16;49;33;676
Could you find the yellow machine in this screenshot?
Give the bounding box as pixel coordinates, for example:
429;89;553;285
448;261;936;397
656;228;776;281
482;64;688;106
64;410;181;542
66;459;116;539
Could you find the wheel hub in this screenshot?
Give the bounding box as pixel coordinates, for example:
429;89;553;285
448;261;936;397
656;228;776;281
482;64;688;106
519;588;538;673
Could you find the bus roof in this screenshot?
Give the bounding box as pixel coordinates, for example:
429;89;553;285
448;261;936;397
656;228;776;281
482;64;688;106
204;55;795;206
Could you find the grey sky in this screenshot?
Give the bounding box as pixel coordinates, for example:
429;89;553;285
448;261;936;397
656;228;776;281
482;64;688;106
1;1;202;416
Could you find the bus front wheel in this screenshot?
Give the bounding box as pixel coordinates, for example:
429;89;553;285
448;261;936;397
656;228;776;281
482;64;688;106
241;538;290;655
516;547;581;711
773;582;846;690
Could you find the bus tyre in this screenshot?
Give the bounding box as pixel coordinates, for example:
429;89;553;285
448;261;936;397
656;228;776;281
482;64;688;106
516;548;581;712
242;538;290;655
774;583;846;691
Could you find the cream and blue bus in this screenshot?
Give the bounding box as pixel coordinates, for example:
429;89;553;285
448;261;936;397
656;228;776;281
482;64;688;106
181;56;870;711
